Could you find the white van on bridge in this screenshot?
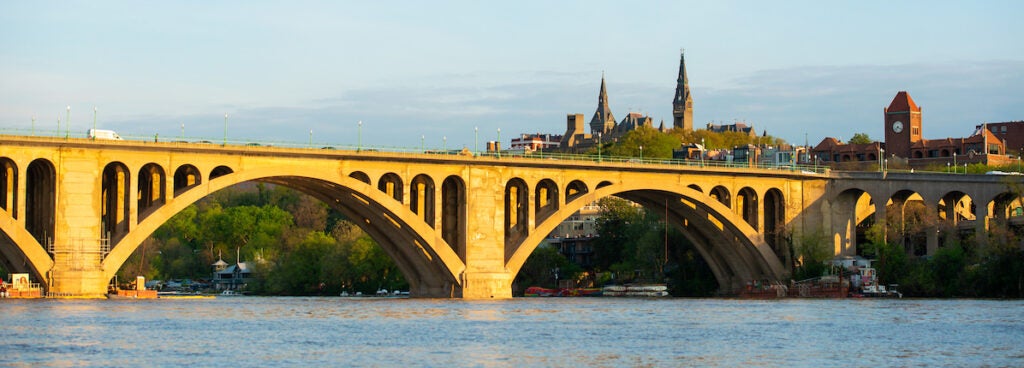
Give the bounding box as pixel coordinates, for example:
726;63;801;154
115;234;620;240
87;129;123;140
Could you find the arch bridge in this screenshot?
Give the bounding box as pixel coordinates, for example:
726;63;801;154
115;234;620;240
1;135;1018;298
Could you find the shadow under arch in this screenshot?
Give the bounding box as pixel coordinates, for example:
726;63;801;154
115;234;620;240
102;167;466;298
506;182;787;293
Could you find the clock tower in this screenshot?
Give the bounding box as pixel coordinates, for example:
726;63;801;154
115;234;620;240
883;91;922;159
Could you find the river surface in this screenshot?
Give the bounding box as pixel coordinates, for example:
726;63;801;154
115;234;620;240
2;297;1022;367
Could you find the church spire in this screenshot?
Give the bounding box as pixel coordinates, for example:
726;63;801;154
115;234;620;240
672;50;694;131
589;73;615;135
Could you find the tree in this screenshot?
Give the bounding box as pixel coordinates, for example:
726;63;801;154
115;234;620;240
604;127;681;159
792;229;832;281
848;133;873;145
591;197;644;270
517;243;581;289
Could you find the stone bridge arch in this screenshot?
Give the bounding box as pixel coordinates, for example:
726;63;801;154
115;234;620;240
0;210;53;283
506;181;787;293
102;166;467;298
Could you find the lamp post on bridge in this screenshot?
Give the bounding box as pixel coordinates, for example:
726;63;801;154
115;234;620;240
597;132;602;163
496;128;501;159
878;147;884;172
223;113;229;146
639;145;643;162
309;129;313;148
181;123;185;141
65;106;70;140
421;134;425;153
443;136;447;153
700;138;705;167
474;126;479;156
953;152;957;174
358;120;362;152
92;107;97;140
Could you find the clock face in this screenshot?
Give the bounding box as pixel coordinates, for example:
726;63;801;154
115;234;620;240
892;121;904;133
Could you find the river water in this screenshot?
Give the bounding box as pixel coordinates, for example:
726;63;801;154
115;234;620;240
2;297;1022;367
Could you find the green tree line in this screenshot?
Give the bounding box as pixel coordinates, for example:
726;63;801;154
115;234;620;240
120;183;407;295
577;126;787;159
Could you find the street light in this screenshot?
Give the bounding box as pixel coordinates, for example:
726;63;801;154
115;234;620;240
92;106;97;140
639;145;643;161
474;126;479;156
181;123;185;141
700;138;705;167
497;128;501;159
309;129;313;148
65;106;71;139
358;120;363;152
443;136;447;153
953;152;957;173
31;116;35;136
597;132;603;163
223;113;229;146
879;147;884;172
421;134;425;153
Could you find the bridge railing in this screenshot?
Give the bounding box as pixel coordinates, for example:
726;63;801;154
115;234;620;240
0;129;833;174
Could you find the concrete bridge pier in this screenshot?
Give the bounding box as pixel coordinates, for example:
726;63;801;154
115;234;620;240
461;271;512;299
49;268;107;297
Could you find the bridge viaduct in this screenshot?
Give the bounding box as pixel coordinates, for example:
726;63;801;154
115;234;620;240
1;135;1020;298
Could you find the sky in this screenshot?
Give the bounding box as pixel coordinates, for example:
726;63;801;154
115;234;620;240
2;1;1023;149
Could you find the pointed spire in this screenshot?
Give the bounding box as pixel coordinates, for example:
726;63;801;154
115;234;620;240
598;73;609;106
672;49;694;131
677;49;688;86
590;73;615;135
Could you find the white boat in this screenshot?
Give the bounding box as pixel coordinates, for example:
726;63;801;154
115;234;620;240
602;284;669;297
860;284;902;298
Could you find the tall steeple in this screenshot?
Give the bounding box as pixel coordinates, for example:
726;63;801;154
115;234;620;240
589;73;616;136
672;50;694;131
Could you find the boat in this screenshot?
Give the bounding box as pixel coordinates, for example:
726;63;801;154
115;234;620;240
523;286;603;297
602;284;669;297
849;267;902;298
219;290;243;296
856;284;902;298
107;289;158;299
158;291;215;299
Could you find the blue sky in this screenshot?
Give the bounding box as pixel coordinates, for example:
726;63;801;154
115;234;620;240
2;1;1022;149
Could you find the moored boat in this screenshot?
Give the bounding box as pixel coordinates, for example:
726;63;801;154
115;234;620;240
524;286;603;297
107;289;158;299
602;284;669;297
158;291;215;299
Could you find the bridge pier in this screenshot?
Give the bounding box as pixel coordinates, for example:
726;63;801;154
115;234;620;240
49;268;108;298
460;271;512;299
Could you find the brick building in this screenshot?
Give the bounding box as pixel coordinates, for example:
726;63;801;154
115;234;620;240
813;91;1012;168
